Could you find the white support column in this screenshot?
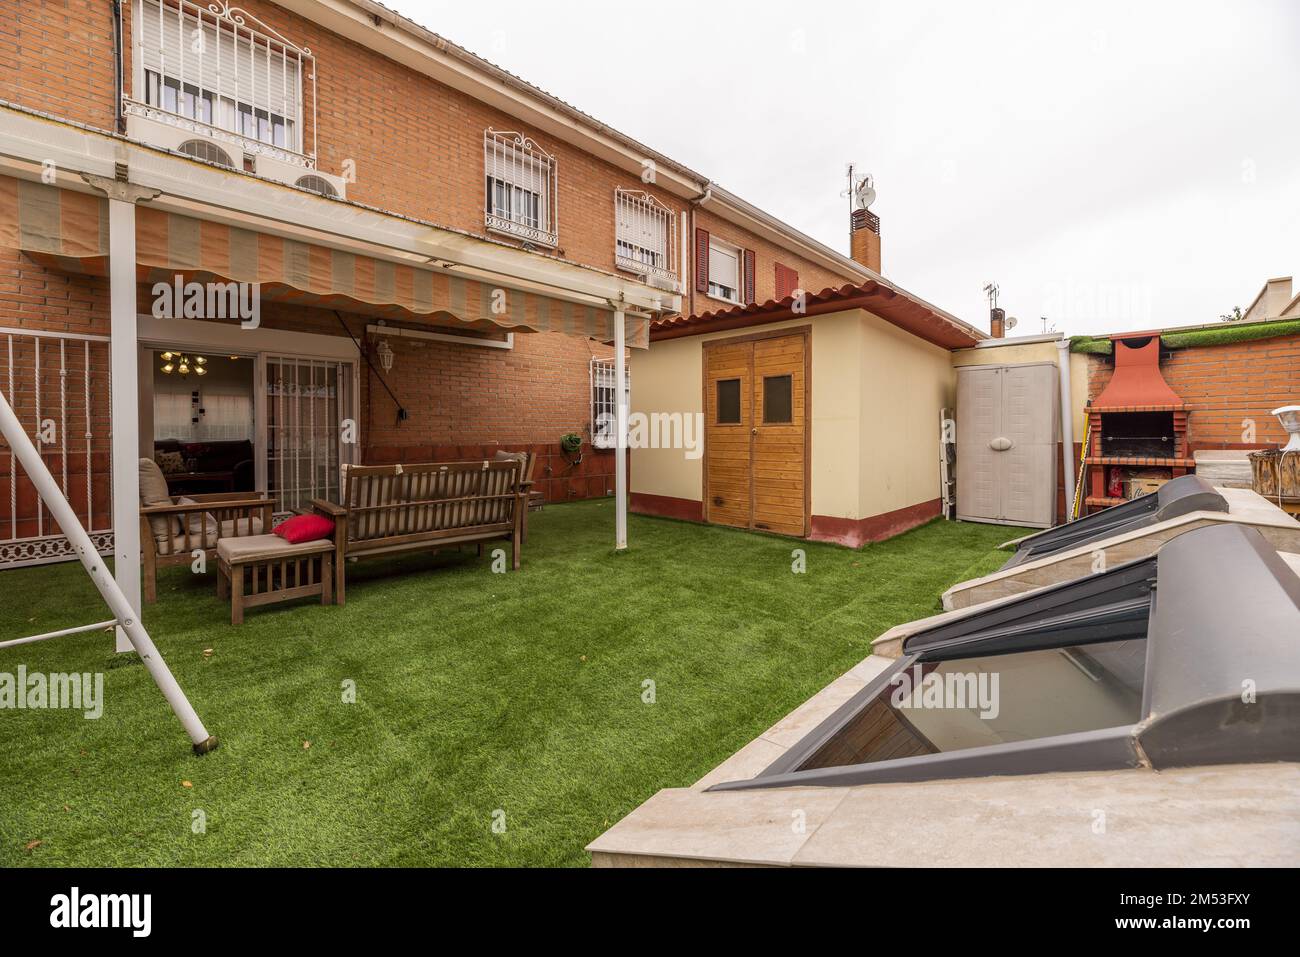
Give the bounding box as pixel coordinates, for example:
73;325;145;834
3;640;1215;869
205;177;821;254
614;308;628;551
109;198;141;652
1057;339;1076;523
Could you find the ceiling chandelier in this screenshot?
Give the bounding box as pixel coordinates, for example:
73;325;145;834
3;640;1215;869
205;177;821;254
160;351;207;376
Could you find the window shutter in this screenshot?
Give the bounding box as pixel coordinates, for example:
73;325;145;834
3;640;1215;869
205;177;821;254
743;249;757;304
694;228;710;294
775;263;799;300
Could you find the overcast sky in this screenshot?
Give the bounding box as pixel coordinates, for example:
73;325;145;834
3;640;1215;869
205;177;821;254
395;0;1299;336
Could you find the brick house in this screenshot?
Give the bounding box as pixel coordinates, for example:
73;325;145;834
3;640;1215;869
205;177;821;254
0;0;985;618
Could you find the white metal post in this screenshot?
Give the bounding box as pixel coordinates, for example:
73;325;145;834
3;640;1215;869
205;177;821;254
1057;339;1076;525
614;308;628;551
109;199;141;653
0;387;217;753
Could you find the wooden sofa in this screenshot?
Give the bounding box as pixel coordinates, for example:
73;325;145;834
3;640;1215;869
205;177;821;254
138;457;273;603
310;454;535;604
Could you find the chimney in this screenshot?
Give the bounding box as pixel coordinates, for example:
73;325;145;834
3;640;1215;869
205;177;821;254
1093;334;1182;408
990;307;1006;339
850;208;881;273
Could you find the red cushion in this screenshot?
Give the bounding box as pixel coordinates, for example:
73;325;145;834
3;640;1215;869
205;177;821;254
273;514;335;544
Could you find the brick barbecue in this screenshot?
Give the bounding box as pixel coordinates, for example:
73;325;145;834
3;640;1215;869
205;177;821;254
1085;334;1192;511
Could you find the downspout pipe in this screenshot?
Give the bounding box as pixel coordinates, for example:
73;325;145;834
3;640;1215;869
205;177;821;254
687;187;713;318
1057;339;1076;524
112;0;126;134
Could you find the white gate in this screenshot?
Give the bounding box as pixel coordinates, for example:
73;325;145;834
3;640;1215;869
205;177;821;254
0;328;114;568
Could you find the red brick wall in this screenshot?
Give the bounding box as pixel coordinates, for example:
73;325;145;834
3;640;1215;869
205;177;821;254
690;207;851;317
1;0;858;298
1085;335;1300;450
0;0;120;132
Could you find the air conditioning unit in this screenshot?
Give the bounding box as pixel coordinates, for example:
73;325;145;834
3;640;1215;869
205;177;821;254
646;273;681;294
125;113;347;199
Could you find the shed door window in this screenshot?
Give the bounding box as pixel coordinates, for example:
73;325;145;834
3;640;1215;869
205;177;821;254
763;375;793;424
716;379;741;424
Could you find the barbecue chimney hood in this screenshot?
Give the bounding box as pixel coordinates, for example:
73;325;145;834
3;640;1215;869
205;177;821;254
1093;334;1183;409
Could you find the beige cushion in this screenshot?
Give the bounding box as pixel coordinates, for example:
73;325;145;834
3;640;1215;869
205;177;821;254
139;457;171;504
217;534;332;563
176;497;219;543
218;516;265;538
139;458;175;544
163;517;267;555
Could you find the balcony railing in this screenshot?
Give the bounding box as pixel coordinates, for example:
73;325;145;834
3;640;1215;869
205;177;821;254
614;189;677;284
484;129;558;247
125;0;317;168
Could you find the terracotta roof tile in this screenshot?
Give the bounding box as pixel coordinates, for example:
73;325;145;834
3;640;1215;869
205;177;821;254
653;281;984;350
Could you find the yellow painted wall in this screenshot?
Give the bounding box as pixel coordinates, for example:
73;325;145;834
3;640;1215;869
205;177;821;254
629;334;704;502
857;313;954;518
630;309;955;522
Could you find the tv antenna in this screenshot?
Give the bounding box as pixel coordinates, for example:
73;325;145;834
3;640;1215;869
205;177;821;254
982;282;1000;310
842;163;875;215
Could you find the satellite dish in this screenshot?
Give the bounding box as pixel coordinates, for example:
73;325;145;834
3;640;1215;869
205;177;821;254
854;178;876;210
1006;316;1019;331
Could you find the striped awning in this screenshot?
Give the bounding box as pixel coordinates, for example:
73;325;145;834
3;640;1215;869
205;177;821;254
0;176;649;348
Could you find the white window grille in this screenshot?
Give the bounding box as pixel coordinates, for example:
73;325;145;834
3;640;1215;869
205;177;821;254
265;357;354;514
708;237;742;303
484;129;558;247
590;357;630;450
128;0;317;165
614;189;677;283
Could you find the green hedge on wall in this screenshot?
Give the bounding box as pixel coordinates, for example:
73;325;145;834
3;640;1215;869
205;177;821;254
1069;319;1300;355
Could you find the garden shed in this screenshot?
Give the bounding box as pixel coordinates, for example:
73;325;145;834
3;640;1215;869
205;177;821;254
630;281;984;547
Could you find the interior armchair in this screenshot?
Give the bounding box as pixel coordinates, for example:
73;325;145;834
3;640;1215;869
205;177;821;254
138;457;273;603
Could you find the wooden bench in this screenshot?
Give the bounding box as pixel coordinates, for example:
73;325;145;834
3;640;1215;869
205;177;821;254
310;455;534;605
215;534;334;625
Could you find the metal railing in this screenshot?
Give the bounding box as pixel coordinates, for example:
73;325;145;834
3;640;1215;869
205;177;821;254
0;329;114;569
590;357;630;450
126;0;317;167
484;129;558;247
614;189;677;283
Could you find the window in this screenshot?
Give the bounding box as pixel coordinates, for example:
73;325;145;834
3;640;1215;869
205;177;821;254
614;189;676;282
484;129;558;247
716;379;741;424
762;375;793;424
708;239;742;303
590;358;630;450
134;0;309;154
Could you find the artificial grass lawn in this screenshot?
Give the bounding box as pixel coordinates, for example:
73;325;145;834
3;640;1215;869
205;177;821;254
0;502;1016;867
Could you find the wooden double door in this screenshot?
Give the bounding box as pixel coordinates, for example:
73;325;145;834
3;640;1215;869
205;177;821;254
704;329;809;536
